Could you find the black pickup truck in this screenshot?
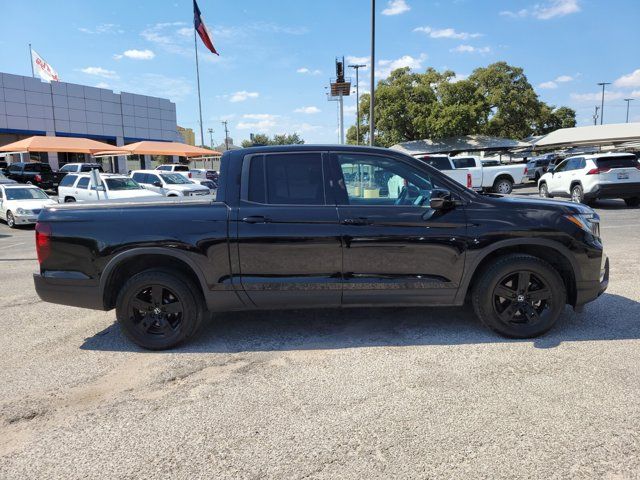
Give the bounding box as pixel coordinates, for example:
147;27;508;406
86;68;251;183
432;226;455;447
6;162;56;190
33;145;609;349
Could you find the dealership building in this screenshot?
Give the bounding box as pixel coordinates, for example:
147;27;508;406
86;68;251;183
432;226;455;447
0;71;181;172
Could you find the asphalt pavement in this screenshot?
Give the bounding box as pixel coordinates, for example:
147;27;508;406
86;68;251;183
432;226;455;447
0;184;639;479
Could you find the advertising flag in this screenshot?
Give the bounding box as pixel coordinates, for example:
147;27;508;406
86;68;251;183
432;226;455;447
31;49;60;82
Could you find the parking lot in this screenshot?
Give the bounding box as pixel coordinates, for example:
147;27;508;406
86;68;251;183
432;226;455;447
1;184;639;479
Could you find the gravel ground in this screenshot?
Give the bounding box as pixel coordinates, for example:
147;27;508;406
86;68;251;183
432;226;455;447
0;185;639;479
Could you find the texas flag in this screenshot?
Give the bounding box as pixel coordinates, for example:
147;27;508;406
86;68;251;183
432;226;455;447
193;0;219;55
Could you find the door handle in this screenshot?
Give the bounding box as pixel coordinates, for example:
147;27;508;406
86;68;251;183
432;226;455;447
242;215;270;224
341;217;370;226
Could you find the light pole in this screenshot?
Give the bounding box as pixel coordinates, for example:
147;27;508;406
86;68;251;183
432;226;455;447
624;98;634;123
207;128;214;149
221;121;230;151
349;64;366;145
369;0;375;146
593;106;600;126
597;82;611;125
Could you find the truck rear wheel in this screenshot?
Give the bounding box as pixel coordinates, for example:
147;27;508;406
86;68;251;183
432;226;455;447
471;254;566;338
115;270;205;350
493;177;513;194
624;197;640;207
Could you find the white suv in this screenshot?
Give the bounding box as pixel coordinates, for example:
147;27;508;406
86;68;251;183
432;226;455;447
155;164;191;179
538;153;640;206
57;173;162;203
130;170;211;197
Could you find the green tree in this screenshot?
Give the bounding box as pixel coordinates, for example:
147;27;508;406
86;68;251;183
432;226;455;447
241;133;305;147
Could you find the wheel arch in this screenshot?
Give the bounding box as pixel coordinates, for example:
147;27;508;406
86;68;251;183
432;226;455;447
494;173;515;184
459;239;579;307
101;248;208;310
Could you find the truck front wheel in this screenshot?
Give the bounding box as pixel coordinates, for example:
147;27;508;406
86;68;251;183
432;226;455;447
115;270;205;350
471;254;566;338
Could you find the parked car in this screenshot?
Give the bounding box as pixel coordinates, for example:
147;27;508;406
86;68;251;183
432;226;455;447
130;170;210;197
57;173;163;203
0;184;56;228
525;154;561;182
34;145;608;350
449;156;528;194
191;178;217;194
413;155;473;189
155;164;192;178
50;162;105;190
538;153;640;206
0;160;8;174
0;173;17;184
5;162;55;190
190;169;219;185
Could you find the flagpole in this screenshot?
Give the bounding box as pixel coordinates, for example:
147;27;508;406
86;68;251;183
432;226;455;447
29;44;35;78
193;28;205;148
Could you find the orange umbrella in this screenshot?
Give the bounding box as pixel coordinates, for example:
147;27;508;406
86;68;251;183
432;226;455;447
0;136;126;154
96;141;221;158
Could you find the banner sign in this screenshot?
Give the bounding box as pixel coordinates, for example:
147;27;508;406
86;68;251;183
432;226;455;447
31;49;60;82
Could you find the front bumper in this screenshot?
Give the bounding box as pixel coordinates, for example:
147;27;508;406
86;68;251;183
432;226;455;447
13;213;39;225
33;271;105;310
574;255;609;309
585;182;640;200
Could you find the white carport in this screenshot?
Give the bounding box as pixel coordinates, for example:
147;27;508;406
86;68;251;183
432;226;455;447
391;135;531;155
532;123;640;149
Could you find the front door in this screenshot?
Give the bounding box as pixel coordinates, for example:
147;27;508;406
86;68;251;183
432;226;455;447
330;152;469;306
236;151;342;308
548;159;569;194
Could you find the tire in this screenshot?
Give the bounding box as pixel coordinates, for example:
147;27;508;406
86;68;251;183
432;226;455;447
570;184;584;203
115;270;206;350
624;197;640;207
493;177;513;195
6;211;16;228
64;197;76;203
539;182;551;198
471;254;566;339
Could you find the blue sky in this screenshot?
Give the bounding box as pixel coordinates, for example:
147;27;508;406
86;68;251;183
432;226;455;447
2;0;640;145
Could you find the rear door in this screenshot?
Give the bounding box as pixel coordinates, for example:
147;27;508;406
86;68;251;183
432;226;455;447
330;152;469;306
74;177;92;201
236;151;342;308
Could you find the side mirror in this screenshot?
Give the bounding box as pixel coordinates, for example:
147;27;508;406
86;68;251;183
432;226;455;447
547;166;555;173
96;185;105;192
429;189;455;210
153;181;162;187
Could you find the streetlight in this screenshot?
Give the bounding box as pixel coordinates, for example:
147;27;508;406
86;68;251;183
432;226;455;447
624;98;635;123
597;82;611;125
348;64;366;145
369;0;376;146
207;128;214;149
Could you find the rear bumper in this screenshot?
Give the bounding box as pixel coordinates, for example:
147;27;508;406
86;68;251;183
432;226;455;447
33;271;105;310
585;182;640;200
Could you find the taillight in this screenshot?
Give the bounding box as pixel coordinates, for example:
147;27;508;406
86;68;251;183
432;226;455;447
35;222;52;265
35;174;42;182
524;167;528;175
188;172;192;178
635;163;640;170
467;173;472;188
587;167;611;175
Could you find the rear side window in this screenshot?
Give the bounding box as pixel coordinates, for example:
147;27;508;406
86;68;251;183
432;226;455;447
76;177;90;189
60;164;76;173
157;165;170;171
23;164;40;172
596;156;639;169
419;156;451;170
132;173;146;183
80;165;103;172
452;157;476;169
174;165;189;172
248;153;324;205
59;175;78;187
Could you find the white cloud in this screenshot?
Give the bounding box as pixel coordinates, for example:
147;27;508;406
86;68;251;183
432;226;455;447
500;0;581;20
81;67;119;79
614;69;640;88
229;91;259;102
538;75;574;89
539;81;558;89
555;75;574;83
237;113;279;130
243;114;277;120
292;123;321;133
376;53;427;78
294;106;321;114
95;82;110;89
297;67;322;75
413;26;482;40
632;90;640;98
382;0;410;15
449;73;468;83
570;91;625;103
346;56;370;69
79;23;123;34
451;45;491;54
115;49;155;60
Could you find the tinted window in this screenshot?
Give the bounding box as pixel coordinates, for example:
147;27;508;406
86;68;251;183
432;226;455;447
76;177;90;189
80;165;103;172
23;163;41;172
565;158;581;171
59;175;78;187
132;173;147;183
452;157;476;169
173;165;189;172
418;156;451;170
105;178;141;190
157;165;170;171
263;153;324;205
596;156;639;169
553;160;569;172
9;165;21;172
248;156;266;203
160;173;190;184
60;164;76;173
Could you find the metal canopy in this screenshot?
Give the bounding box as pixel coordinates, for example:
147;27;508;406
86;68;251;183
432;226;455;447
532;123;640;149
391;135;531;155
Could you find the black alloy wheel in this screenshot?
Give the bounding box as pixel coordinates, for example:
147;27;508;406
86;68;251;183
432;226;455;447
492;271;552;326
129;284;184;338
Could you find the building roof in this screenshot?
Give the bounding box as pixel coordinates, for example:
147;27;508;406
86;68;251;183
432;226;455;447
532;123;640;149
0;136;125;154
391;135;531;155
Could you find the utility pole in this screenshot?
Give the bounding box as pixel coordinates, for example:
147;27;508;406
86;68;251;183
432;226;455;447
369;0;376;146
221;121;230;151
593;106;600;126
597;82;611;125
349;64;366;145
207;128;214;149
624;98;634;123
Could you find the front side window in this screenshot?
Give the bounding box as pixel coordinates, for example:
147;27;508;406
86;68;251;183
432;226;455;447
336;154;439;206
132;173;146;183
553;160;569;173
76;177;90;189
105;178;142;191
160;173;191;185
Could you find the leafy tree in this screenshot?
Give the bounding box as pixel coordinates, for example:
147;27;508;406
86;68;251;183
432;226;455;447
241;133;305;148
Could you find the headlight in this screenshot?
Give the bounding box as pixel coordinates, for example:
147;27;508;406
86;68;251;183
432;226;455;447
16;208;28;215
564;213;600;237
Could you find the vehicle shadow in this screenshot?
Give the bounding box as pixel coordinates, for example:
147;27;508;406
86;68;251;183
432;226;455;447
81;292;640;353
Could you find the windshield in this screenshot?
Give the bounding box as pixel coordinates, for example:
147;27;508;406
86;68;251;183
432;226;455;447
105;178;142;191
160;173;192;185
5;188;49;200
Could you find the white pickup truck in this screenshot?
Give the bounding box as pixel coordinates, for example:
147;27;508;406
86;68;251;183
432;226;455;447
414;156;474;189
449;156;528;194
